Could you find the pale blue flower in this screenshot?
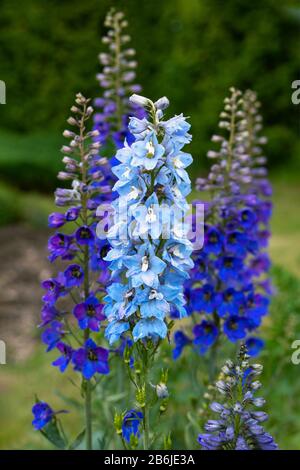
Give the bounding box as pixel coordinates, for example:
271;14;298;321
128;116;149;136
103;95;193;344
132;318;167;342
103;283;138;320
132;193;162;239
123;243;166;288
105;320;130;345
131;131;165;170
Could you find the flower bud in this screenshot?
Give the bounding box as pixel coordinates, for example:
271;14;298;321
156;383;169;399
67;117;78;126
136;385;146;408
114;412;123;435
129;94;152;108
154;96;170;111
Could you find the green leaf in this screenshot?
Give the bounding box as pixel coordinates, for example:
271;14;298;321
68;429;86;450
40;420;67;450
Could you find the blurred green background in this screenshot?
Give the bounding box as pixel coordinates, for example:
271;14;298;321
0;0;299;450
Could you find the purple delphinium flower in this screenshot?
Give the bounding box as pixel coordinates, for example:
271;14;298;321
198;344;278;450
63;264;84;288
41;274;66;304
75;226;95;246
41;321;65;352
40;96;110;335
48;233;76;262
72;338;109;379
48;212;65;228
52;342;73;372
73;295;105;332
38;93;112;442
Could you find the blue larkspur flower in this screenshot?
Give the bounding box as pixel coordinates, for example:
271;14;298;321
223;316;248;342
122;409;143;443
177;89;272;356
32;402;54;430
190;284;220;314
172;331;191;359
245;337;265;357
193;320;218;354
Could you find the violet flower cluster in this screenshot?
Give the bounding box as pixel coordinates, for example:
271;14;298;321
40;93;110;382
173;88;272;359
94;8;145;151
103;94;194;345
198;344;278;450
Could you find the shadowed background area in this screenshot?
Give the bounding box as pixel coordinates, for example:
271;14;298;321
0;0;299;450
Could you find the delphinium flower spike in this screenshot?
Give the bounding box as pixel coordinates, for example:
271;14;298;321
173;88;272;364
103;94;194;449
198;344;278;450
36;93;110;450
94;8;145;150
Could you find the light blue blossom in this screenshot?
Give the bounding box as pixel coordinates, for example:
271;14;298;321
131;131;165;170
132;318;167;342
123;243;166;288
103;95;193;344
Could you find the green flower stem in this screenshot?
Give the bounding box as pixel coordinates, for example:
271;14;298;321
143;349;150;450
79;103;93;451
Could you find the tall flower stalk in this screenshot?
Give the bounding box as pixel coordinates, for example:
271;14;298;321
103;94;194;448
94;8;145;150
35;93;111;450
173;89;272;381
198;344;278;450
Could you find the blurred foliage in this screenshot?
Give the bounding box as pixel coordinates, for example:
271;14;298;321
0;132;62;192
0;183;22;225
0;181;54;227
0;0;299;182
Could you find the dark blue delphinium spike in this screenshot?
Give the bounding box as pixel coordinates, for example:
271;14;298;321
173;88;272;359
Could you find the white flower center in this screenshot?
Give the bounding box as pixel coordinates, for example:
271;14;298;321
146;206;156;223
123;168;131;179
146;140;155;158
174;157;183;168
172;186;181;198
141;256;149;272
149;289;163;300
171;245;182;257
128;186;140;200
